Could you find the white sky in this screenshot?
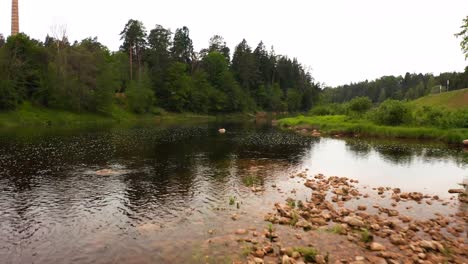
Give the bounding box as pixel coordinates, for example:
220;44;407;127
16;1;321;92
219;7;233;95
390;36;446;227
0;0;467;86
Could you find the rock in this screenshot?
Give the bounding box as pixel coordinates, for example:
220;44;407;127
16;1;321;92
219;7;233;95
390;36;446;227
310;217;327;226
253;249;265;258
357;205;367;211
409;192;423;201
370;242;386;251
280;247;293;257
355;256;365;261
463;139;468;146
295;220;312;229
279;217;291;225
389;234;406;245
448;189;464;194
218;128;226;134
232;214;240;221
343;216;365;227
315;255;326;264
282;255;292;264
263;245;274;254
235;229;248;235
253;257;264;264
292;251;301;259
419;240;444;252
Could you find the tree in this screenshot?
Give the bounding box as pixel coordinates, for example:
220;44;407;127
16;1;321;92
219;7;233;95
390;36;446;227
120;19;147;80
146;25;172;95
0;34;5;48
163;62;192;111
231;39;257;92
171;26;194;66
201;35;230;62
126;67;155;113
455;16;468;59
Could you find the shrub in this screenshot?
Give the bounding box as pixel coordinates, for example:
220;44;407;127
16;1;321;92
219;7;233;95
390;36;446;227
309;103;347;116
371;99;412;126
348;96;372;114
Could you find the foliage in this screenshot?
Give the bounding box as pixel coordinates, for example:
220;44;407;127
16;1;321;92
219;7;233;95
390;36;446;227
371;99;411;126
455;16;468;59
126;69;155;114
348;96;372;114
0;19;321;115
293;247;318;263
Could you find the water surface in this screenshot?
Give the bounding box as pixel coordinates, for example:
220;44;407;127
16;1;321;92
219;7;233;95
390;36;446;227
0;122;466;263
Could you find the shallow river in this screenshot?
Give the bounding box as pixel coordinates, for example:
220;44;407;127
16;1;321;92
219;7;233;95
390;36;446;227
0;121;466;263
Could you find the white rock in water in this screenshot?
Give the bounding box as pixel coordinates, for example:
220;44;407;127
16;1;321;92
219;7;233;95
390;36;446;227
218;128;226;134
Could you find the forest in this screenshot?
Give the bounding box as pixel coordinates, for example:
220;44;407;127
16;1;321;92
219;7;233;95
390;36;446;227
0;20;320;115
0;18;467;116
321;70;468;104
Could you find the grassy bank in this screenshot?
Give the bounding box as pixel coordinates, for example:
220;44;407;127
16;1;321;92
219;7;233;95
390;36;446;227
278;115;468;144
410;88;468;110
0;102;228;128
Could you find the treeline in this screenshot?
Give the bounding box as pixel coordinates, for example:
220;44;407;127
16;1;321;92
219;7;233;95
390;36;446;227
0;20;320;114
322;70;468;103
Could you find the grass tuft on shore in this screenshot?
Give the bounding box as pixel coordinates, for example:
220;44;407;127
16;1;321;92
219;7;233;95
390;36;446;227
278;115;468;144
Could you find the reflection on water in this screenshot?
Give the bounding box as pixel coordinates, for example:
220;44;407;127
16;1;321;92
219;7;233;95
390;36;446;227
0;122;466;263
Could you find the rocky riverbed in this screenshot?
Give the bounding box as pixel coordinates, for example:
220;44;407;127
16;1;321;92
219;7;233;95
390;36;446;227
214;172;467;264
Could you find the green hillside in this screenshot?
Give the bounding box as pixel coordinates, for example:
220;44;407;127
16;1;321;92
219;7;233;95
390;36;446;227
411;88;468;110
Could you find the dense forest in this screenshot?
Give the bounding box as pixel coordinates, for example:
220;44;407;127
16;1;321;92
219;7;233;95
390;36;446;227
321;70;468;104
1;17;467;115
0;20;320;114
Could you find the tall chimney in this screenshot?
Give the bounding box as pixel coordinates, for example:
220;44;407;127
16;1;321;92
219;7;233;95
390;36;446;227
11;0;19;36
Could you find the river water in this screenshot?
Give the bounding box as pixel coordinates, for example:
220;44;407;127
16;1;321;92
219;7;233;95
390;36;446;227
0;121;466;263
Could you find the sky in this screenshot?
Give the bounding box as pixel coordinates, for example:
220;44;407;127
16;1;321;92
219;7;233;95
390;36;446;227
0;0;467;87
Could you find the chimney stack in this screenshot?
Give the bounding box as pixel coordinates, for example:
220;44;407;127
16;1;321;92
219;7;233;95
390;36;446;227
11;0;19;36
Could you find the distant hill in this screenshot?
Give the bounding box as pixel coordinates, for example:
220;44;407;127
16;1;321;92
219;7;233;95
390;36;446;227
411;88;468;110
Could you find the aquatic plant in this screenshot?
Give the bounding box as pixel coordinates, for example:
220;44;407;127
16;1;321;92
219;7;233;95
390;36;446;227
297;200;304;209
286;198;296;208
229;196;236;205
293;247;318;262
360;228;374;243
290;210;299;226
242;175;261;187
327;224;345;234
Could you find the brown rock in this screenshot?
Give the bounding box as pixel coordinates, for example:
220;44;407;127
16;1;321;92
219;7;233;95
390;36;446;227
448;189;464;194
370;242;386;251
343;216;365;227
357;205;367;211
235;229;248;235
389;234;407;245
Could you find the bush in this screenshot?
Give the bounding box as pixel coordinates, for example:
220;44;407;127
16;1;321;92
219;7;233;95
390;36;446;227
309;103;347;116
348;96;372;114
126;79;155;114
413;106;468;129
371;99;411;126
0;79;19;110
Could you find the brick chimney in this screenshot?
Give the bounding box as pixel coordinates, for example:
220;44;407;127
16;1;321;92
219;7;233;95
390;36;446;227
11;0;19;36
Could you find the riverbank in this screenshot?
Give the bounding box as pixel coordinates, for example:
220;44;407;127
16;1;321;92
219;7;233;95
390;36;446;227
233;172;467;264
278;115;468;144
0;102;257;128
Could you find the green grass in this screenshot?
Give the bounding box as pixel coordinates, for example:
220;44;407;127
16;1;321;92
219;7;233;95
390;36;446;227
293;247;319;262
278;115;468;144
0;102;233;128
411;88;468;110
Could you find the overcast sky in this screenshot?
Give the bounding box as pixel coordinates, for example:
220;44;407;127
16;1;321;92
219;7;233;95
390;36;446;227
0;0;467;86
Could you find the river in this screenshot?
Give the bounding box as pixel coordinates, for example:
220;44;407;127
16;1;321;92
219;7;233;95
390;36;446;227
0;121;466;263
